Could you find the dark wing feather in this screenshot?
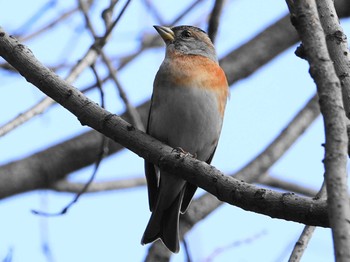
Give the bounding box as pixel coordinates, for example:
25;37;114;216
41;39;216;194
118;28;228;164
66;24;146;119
144;95;159;211
180;146;217;213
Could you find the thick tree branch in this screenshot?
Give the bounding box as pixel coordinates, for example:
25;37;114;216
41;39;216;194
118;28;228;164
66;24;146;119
0;27;328;227
317;0;350;119
0;101;149;199
289;1;350;260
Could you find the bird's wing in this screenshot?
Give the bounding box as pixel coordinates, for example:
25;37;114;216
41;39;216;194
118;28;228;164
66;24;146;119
180;146;218;213
144;95;159;211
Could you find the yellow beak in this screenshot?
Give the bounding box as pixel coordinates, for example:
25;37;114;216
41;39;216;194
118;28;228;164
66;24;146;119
153;25;175;42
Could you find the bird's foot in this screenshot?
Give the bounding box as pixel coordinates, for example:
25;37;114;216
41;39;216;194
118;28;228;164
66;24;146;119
172;147;196;159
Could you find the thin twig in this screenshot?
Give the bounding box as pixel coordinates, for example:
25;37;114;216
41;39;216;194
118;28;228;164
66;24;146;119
182;238;192;262
0;6;79;70
50;177;146;193
0;0;132;137
287;183;327;262
48;173;320;197
78;0;97;35
13;0;58;36
19;7;79;42
38;192;55;262
257;173;318;197
102;52;145;130
205;231;267;262
99;0;132;46
79;0;145;130
2;247;13;262
32;64;109;216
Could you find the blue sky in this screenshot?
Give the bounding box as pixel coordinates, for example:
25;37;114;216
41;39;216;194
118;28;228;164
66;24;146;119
1;0;349;261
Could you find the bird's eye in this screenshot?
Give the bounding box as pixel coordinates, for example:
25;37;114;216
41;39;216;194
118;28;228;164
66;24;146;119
181;30;192;38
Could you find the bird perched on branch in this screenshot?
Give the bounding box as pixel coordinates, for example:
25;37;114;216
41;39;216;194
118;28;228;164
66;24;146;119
141;25;229;253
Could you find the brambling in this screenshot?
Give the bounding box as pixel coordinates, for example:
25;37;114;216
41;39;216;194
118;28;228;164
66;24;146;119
141;25;229;253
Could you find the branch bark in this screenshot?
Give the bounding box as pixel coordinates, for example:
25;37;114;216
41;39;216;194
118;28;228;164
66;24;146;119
288;1;350;260
317;0;350;119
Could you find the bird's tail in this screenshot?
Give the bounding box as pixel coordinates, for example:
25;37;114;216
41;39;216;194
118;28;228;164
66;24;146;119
141;186;185;253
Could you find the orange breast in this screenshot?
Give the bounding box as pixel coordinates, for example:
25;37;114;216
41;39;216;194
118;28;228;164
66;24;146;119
166;51;229;117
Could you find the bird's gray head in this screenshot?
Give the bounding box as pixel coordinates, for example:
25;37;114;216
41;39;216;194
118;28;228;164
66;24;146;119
154;25;218;63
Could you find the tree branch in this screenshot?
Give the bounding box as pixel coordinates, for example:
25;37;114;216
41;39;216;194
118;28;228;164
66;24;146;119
207;0;225;43
288;0;350;260
0;0;131;137
287;182;327;262
257;173;318;197
317;0;350;119
0;27;329;227
0;8;327;199
51;177;146;193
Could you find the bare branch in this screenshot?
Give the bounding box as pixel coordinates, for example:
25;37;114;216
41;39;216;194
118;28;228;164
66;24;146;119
290;227;316;262
0;101;149;200
0;0;131;137
20;7;79;42
101;0;118;27
33;64;110;216
205;231;267;262
257;173;318;197
48;173;318;196
220;14;298;84
79;0;145;130
13;0;59;36
317;0;350;118
289;1;350;260
235;94;320;182
101;53;145;131
0;27;329;227
221;0;350;85
51;177;146;193
0;17;320;203
207;0;225;43
288;182;327;262
0;9;305;183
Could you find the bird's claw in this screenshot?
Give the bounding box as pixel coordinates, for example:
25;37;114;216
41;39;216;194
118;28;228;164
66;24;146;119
172;147;196;159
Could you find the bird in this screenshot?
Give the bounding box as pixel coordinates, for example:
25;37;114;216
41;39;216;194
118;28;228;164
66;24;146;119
141;25;229;253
